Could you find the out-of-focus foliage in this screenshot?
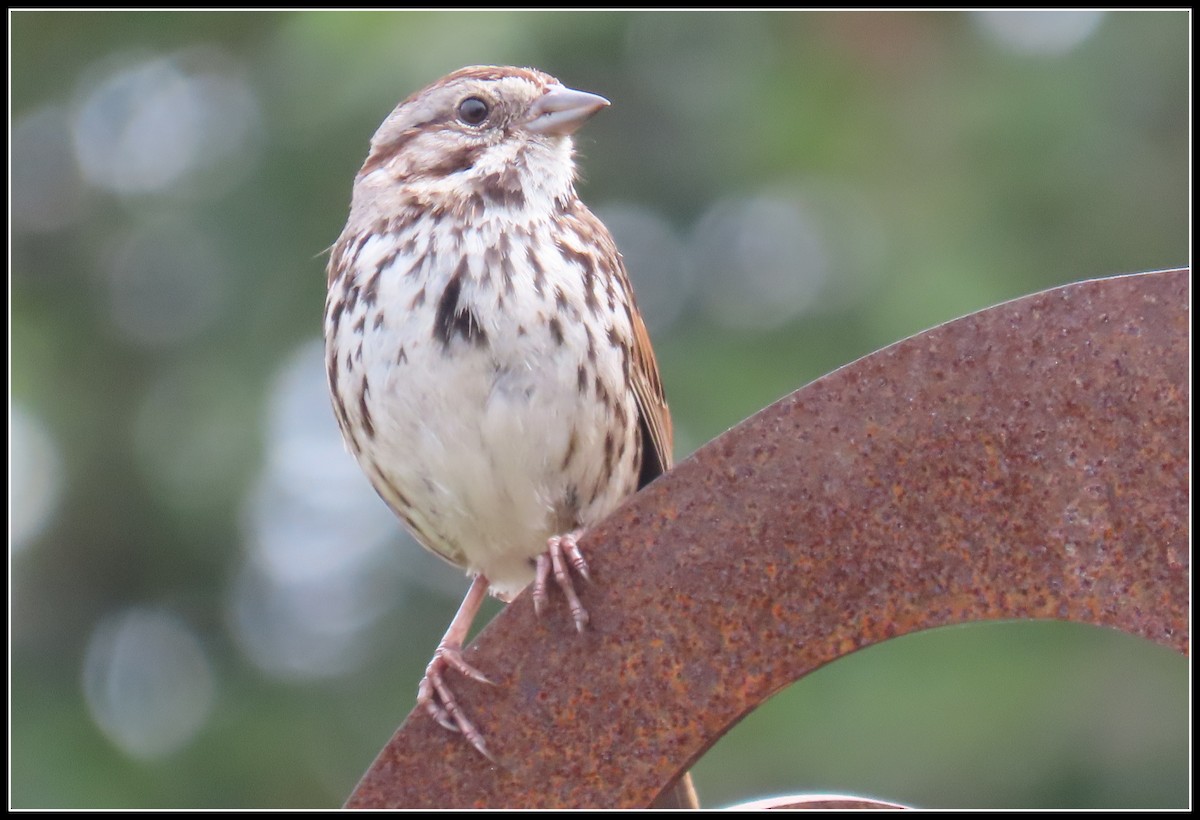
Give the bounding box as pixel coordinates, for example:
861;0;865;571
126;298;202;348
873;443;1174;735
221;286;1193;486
9;10;1188;809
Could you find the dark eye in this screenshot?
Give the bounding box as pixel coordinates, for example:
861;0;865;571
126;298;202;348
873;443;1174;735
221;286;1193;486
457;96;490;126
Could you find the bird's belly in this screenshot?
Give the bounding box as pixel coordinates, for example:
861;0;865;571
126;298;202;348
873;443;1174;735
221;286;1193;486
347;324;638;598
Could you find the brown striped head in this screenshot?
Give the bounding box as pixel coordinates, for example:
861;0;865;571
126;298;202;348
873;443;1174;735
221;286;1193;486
352;66;609;212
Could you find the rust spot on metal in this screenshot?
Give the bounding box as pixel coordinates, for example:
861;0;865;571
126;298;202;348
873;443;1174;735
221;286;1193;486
346;269;1189;809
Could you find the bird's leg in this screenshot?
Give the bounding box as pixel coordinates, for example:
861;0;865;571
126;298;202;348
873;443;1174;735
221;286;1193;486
532;529;591;632
416;573;495;760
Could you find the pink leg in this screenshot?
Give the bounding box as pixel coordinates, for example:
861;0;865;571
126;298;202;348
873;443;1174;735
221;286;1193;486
532;529;591;632
416;574;495;761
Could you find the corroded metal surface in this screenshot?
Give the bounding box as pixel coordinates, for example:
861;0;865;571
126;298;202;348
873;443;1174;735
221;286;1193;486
347;269;1189;809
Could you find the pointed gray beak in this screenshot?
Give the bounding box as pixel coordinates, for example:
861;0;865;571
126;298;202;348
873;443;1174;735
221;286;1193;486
525;85;610;136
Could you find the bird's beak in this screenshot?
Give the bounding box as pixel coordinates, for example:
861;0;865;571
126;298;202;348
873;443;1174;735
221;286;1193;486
525;85;610;136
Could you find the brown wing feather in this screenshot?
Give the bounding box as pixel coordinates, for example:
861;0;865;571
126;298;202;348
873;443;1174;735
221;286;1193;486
626;277;674;484
568;202;672;486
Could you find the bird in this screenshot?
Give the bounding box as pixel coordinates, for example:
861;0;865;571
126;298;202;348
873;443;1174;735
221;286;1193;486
324;65;695;808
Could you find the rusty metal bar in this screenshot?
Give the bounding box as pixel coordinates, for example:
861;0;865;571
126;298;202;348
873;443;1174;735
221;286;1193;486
346;268;1189;809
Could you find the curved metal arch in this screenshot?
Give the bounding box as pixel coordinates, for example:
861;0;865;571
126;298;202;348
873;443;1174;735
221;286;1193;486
347;268;1189;809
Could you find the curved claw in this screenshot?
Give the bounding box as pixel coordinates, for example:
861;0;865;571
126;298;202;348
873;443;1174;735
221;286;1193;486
414;575;496;762
417;645;495;762
533;530;591;632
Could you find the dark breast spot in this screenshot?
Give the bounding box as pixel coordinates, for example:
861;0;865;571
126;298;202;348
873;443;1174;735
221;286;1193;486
358;378;375;439
363;270;383;309
433;259;488;350
602;431;616;474
409;286;426;310
326;297;345;334
527;245;546;295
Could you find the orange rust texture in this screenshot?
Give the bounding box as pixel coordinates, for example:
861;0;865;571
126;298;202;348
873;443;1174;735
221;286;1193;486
347;269;1189;809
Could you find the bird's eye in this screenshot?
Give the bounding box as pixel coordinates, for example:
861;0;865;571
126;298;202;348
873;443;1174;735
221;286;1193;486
456;97;490;126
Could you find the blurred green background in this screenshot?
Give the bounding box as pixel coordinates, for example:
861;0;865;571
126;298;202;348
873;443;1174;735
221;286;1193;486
9;10;1189;810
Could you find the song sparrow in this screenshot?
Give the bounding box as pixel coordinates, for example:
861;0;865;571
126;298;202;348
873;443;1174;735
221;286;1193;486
325;66;693;807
